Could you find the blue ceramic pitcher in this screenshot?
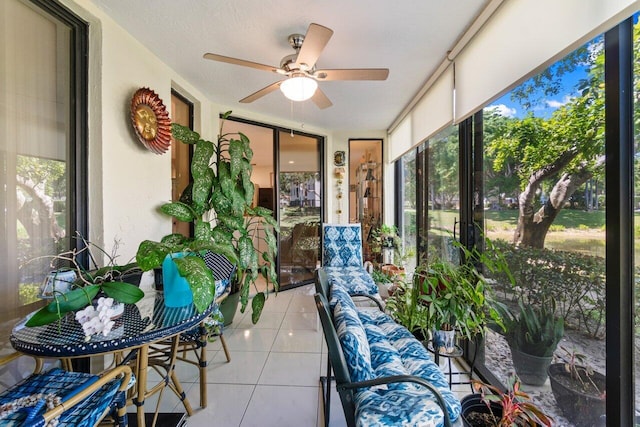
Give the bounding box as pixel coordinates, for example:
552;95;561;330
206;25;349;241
162;252;193;307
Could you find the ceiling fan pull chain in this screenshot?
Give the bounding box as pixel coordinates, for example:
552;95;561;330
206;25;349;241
290;100;295;137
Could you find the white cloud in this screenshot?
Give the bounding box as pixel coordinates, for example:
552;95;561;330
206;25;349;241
545;95;573;109
486;104;517;118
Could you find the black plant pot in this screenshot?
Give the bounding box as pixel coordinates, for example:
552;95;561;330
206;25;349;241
460;394;503;427
120;268;144;287
511;347;552;386
153;267;163;291
411;329;427;342
548;363;606;427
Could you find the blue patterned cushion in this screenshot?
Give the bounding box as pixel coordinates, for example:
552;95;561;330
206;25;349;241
322;224;363;267
333;300;373;383
355;388;451;427
214;278;230;299
358;308;390;326
325;266;379;296
329;282;356;311
357;309;462;423
329;279;461;425
0;368;128;427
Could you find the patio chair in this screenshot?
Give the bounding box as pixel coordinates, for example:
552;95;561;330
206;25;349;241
0;352;133;427
148;250;236;409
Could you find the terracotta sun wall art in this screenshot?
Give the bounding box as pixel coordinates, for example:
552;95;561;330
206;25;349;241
130;87;171;154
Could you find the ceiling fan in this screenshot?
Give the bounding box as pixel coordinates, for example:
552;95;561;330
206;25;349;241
203;23;389;109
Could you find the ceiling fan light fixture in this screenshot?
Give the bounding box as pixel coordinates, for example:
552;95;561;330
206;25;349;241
280;75;317;101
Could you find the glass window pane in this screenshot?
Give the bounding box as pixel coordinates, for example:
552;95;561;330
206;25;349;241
427;126;459;263
400;150;417;273
0;0;73;321
634;11;640;416
278;131;321;288
482;33;606;425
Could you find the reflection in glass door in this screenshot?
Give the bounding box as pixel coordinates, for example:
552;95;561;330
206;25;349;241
277;131;322;289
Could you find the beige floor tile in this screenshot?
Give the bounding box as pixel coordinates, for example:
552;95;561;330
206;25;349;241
224;327;278;352
271;328;323;353
207;350;270;384
258;351;322;387
185;383;255;426
242;385;319;427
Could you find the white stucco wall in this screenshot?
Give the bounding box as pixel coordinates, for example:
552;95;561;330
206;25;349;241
58;0;388;263
60;0;214;262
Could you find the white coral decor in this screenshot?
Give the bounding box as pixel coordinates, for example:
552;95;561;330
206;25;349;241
75;297;116;340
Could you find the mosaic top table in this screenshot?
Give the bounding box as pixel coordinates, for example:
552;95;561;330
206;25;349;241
10;283;213;427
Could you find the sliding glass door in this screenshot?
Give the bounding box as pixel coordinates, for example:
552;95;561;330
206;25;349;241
277;130;322;289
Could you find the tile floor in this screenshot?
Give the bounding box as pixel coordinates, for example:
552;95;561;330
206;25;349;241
142;283;471;427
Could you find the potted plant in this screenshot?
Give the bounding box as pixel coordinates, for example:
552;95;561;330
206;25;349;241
548;347;606;425
24;234;145;329
369;224;402;265
461;376;553;426
412;236;513;354
384;277;433;342
495;299;564;386
136;112;278;324
417;256;503;353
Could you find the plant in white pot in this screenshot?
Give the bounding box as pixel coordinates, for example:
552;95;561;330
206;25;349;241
417;258;486;353
24;234;144;333
136;112;278;324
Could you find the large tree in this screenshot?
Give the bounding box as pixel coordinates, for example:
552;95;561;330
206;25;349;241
486;39;606;248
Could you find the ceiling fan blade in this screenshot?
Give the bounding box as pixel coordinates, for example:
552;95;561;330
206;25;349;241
314;68;389;81
203;53;278;73
296;23;333;69
311;88;332;109
239;81;282;103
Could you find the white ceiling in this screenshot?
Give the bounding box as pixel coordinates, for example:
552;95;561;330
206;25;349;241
89;0;490;131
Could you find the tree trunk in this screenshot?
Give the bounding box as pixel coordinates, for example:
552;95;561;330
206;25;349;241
16;176;65;240
513;153;604;248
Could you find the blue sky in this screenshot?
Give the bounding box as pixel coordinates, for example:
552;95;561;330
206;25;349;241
487;65;588;119
485;27;610;121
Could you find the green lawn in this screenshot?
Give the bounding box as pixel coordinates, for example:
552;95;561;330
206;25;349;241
484;209;607;229
428;208;640;262
430;208;613;231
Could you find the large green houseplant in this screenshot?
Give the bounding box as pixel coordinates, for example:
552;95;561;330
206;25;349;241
136;112;278;323
416;237;512;352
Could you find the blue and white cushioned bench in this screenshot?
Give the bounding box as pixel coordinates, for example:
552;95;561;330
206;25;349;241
321;223;381;304
315;271;461;427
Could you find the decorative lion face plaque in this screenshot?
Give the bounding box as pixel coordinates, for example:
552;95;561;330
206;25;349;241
130;87;171;154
